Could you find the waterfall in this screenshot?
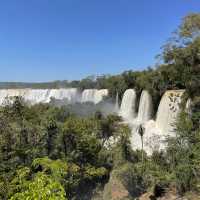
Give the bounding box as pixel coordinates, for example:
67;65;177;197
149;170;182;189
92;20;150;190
81;89;96;103
0;90;8;105
0;88;108;105
95;89;109;104
119;89;137;121
24;89;51;104
115;92;119;111
81;89;108;104
0;89;27;105
48;88;79;103
156;90;184;136
129;89;185;155
137;90;153;123
185;98;192;114
0;88;80;105
130;90;153;154
130;119;159;155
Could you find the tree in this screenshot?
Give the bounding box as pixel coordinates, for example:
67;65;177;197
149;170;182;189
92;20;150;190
137;124;145;169
167;110;200;193
10;172;66;200
180;13;200;40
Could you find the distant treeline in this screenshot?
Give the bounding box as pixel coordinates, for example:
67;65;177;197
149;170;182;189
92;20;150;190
0;80;80;89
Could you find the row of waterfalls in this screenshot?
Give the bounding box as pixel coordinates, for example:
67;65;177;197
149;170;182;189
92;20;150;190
0;88;187;154
0;88;109;105
119;89;185;155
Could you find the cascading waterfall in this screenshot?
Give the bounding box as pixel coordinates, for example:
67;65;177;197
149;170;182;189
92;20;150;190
119;89;137;121
129;89;184;155
24;89;51;104
130;90;153;154
48;88;80;103
81;89;108;104
0;88;80;105
137;90;153;123
0;89;27;105
95;89;109;104
156;90;184;136
115;92;119;111
185;98;192;114
0;87;187;155
139;90;184;152
81;89;97;103
0;88;108;105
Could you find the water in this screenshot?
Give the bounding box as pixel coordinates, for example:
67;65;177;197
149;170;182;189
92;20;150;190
156;90;184;137
0;88;186;155
115;92;119;111
81;89;108;104
126;89;184;155
48;88;80;103
119;89;137;121
137;90;153;123
0;88;80;105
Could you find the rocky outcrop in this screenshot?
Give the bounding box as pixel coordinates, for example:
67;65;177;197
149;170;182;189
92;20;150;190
139;192;189;200
102;163;145;200
103;174;130;200
138;189;200;200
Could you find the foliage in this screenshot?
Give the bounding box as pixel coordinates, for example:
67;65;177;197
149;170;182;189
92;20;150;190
10;172;66;200
0;97;121;199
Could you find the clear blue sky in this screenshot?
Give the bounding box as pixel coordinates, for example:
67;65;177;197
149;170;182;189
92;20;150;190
0;0;199;82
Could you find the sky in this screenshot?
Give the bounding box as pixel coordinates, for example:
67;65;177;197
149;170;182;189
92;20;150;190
0;0;199;82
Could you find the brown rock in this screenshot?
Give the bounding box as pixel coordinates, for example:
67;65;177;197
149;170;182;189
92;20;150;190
103;175;131;200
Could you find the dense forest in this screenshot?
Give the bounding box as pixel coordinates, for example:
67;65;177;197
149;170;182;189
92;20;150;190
0;13;200;199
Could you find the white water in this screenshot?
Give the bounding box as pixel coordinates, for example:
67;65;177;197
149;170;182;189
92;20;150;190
127;90;185;155
24;89;51;104
81;89;108;104
115;92;119;111
119;89;137;121
0;88;109;105
130;90;154;153
137;90;153;123
156;90;184;136
0;88;80;105
48;88;80;103
185;98;192;114
95;89;109;104
0;87;186;155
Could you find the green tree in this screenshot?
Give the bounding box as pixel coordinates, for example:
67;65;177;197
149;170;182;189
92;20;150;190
10;172;66;200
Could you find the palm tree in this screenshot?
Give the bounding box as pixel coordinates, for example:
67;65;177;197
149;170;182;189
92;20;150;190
138;124;145;170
